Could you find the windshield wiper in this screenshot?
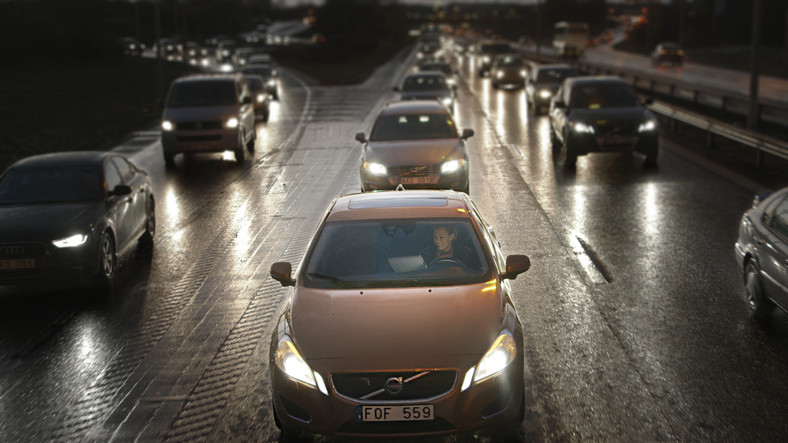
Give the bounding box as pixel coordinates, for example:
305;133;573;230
306;272;348;285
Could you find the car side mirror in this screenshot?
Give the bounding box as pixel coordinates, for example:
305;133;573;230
109;184;132;197
270;262;295;287
355;132;367;144
461;128;474;140
502;255;530;280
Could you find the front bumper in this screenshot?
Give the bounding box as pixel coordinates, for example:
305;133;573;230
566;130;658;156
161;128;240;155
360;167;469;193
0;239;100;287
271;360;524;437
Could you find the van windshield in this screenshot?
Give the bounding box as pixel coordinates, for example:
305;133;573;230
167;81;237;107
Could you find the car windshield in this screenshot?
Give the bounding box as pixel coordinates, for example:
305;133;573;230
536;68;578;83
569;83;639;109
166;81;237;107
497;56;524;67
420;64;451;75
0;167;101;204
370;113;458;141
303;219;491;289
402;75;449;92
480;43;510;54
243;67;272;78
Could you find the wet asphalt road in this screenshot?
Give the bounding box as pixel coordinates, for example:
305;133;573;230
1;46;788;442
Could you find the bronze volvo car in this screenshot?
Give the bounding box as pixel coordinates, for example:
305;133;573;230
356;100;473;194
269;190;531;440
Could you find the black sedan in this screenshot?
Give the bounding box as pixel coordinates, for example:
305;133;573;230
734;187;788;319
0;151;155;291
549;76;659;168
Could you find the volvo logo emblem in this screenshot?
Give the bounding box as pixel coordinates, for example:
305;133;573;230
384;377;404;395
0;245;25;256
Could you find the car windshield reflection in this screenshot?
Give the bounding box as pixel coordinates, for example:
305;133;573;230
569;84;639;109
303;219;491;289
0;167;102;204
370;114;458;141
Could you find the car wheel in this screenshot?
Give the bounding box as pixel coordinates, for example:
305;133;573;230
549;127;560;151
95;231;116;291
560;134;577;167
164;152;176;169
262;110;270;122
234;135;246;165
139;197;156;251
745;261;774;319
246;131;256;153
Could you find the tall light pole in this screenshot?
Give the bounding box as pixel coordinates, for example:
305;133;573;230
155;0;163;103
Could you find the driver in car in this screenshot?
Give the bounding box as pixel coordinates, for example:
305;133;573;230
420;224;477;268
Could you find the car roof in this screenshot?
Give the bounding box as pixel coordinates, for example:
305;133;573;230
174;73;241;84
563;76;628;88
404;71;446;80
535;64;576;71
326;190;473;222
8;151;116;169
379;100;451;116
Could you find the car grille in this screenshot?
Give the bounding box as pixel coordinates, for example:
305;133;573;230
594;122;638;137
175;121;223;130
332;370;457;401
0;242;49;278
177;135;222;142
389;165;438;176
0;243;47;259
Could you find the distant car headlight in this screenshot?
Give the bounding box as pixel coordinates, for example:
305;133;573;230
52;234;89;248
200;58;210;67
220;63;233;72
225;117;240;129
266;79;276;88
441;97;454;107
572;122;595;134
496;70;504;79
364;162;388;176
520;70;527;77
274;338;328;395
460;332;517;391
638;119;658;132
538;89;552;99
482;56;490;63
161;120;174;131
441;159;464;174
257;94;266;103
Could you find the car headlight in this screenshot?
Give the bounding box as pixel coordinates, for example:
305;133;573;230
460;332;517;391
161;120;174;131
364;161;388;176
520;70;527;77
266;79;276;88
538;89;552;99
496;71;504;79
572;122;595;134
440;159;464;173
441;97;454;107
274;338;328;395
220;63;233;72
638;119;657;132
225;117;239;129
482;56;490;63
257;94;266;103
52;233;89;248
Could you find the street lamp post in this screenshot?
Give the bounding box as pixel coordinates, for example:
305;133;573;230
747;0;762;134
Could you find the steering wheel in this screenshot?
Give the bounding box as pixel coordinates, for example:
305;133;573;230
428;257;470;271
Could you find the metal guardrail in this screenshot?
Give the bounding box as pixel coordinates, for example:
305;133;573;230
516;46;788;167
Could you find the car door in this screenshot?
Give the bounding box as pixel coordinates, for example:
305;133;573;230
761;195;788;310
112;156;146;240
103;159;133;251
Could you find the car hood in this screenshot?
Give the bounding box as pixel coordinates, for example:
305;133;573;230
0;202;101;242
163;105;238;122
569;106;649;124
290;283;504;370
365;139;461;166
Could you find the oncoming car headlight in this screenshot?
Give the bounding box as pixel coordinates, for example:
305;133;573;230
538;89;552;99
257;94;266;103
52;234;89;248
441;159;464;174
572;122;595;134
638;119;657;132
364;162;388;176
161;120;174;131
441;97;453;107
275;339;328;395
460;332;517;392
225;117;239;129
496;71;504;79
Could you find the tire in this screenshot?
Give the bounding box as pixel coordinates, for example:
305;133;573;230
549;127;560;151
744;261;774;319
138;197;156;251
262;110;269;122
94;231;116;291
235;136;246;165
246;130;256;153
560;136;577;168
164;152;176;169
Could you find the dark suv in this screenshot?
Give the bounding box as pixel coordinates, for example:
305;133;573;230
161;74;256;167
